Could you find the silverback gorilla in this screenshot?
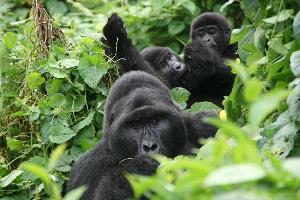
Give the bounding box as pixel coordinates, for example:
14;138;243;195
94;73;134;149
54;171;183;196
102;14;186;88
68;71;217;200
183;12;237;106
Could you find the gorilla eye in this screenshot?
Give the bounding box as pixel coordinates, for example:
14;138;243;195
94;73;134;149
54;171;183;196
197;30;205;37
131;120;141;129
150;118;159;126
208;27;217;35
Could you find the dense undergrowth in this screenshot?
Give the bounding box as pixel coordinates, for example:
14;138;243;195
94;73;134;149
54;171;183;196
0;0;300;199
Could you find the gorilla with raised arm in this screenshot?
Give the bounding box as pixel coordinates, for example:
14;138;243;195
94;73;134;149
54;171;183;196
68;71;217;200
102;14;186;88
183;12;237;106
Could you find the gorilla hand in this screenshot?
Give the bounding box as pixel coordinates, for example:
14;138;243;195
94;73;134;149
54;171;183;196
103;13;128;48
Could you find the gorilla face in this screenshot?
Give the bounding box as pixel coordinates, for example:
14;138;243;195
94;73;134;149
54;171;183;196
109;108;186;159
141;47;186;87
190;12;231;54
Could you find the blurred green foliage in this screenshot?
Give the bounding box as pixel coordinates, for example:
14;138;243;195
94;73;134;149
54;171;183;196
0;0;300;199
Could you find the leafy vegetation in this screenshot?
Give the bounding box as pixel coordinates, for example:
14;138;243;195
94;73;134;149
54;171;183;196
0;0;300;199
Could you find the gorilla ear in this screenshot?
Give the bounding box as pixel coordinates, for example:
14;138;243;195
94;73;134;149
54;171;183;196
182;111;218;147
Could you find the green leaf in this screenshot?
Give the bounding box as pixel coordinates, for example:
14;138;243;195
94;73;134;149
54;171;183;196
20;156;47;181
0;170;23;188
171;87;191;109
168;21;185;36
74;125;97;151
46;79;63;96
263;9;293;24
293;11;300;44
3;32;17;49
282;158;300;178
249;90;290;125
46;0;67;16
189;102;221;112
243;79;263;103
271;123;298;159
78;57;108;88
26;72;45;90
215;191;264;200
63;186;86;200
204;164;265;186
254;27;265;50
65;95;85;112
48;144;66;171
48;64;69;78
268;38;288;55
183;1;196;14
21;163;51;187
41;118;76;144
290;50;300;77
72;111;95;133
48;93;66;108
61;59;79;69
6;137;23;151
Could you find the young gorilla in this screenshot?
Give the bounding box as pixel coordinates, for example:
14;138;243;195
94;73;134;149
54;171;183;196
102;13;186;88
68;71;217;200
183;12;237;106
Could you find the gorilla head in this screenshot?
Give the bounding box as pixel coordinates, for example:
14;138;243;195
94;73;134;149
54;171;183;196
103;71;189;160
190;12;231;54
141;47;186;87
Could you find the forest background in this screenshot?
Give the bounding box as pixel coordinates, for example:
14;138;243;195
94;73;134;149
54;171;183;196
1;0;300;199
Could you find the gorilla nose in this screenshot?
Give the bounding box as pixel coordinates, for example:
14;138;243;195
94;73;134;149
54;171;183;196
173;63;185;72
142;140;159;153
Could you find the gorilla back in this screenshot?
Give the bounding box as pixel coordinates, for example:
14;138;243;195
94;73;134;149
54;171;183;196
68;71;217;200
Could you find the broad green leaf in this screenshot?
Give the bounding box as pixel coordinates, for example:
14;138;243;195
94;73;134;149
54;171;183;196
243;79;263;103
263;9;293;24
65;95;85;112
26;72;45;90
204;164;265;186
78;57;108;88
48;93;66;108
3;32;17;49
48;64;69;78
29;106;40;121
189;102;221;112
46;0;67;16
254;27;265;51
271;123;298;159
171;87;191;109
74;125;98;151
293;11;300;44
249;90;289;125
61;59;79;69
41;118;76;144
63;186;86;200
290;50;300;77
268;38;288;55
230;26;252;44
0;170;23;188
183;1;196;14
286;88;300;121
72;110;95;133
46;79;63;96
6;137;23;151
168;21;185;36
282;158;300;178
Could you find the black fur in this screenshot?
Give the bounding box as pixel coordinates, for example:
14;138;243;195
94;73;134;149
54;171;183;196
183;12;237;106
102;13;186;88
68;71;217;199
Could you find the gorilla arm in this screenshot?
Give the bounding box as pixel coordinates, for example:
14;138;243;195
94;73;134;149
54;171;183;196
102;13;159;76
182;110;218;148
